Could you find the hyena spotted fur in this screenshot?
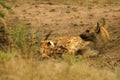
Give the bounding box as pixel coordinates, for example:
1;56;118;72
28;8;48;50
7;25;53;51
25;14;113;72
40;18;110;58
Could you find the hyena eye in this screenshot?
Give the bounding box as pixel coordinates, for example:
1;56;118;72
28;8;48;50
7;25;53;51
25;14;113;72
86;30;90;33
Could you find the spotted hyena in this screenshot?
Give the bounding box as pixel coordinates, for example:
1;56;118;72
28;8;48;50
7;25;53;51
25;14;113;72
40;18;110;58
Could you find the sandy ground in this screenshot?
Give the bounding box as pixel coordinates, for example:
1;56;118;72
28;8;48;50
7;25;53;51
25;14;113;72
3;1;120;60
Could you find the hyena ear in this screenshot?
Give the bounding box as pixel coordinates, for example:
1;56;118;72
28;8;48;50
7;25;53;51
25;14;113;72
95;22;100;33
99;18;106;26
95;18;106;33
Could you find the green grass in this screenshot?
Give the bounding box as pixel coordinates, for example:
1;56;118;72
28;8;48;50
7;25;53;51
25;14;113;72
6;24;41;56
0;50;16;63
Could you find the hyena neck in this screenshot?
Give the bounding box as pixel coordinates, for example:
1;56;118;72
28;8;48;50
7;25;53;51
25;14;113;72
93;33;109;50
93;40;104;50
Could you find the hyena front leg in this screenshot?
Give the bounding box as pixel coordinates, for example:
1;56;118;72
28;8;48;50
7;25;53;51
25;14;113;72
80;41;99;58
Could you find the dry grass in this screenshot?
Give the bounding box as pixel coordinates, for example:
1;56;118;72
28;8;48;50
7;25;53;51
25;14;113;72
0;55;120;80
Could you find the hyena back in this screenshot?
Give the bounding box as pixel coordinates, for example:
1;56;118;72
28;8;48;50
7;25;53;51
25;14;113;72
40;37;91;58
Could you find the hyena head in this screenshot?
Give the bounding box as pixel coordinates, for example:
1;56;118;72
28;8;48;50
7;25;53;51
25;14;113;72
80;18;110;49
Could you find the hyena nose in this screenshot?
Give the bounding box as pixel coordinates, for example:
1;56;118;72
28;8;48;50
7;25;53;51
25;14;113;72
80;34;89;40
80;34;85;39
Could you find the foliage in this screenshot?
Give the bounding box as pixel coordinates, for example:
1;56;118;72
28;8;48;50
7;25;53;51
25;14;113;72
7;24;41;55
0;50;16;63
0;1;11;18
0;11;5;18
0;1;11;10
62;54;83;63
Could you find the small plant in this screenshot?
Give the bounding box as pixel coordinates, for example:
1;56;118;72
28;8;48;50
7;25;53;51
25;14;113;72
0;1;11;11
0;11;5;18
0;1;12;51
0;1;12;24
0;50;16;63
8;24;41;56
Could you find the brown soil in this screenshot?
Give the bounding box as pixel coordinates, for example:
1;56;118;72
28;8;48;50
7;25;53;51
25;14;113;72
3;1;120;60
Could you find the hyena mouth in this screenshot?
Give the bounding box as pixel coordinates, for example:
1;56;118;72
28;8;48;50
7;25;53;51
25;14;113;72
80;34;92;41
